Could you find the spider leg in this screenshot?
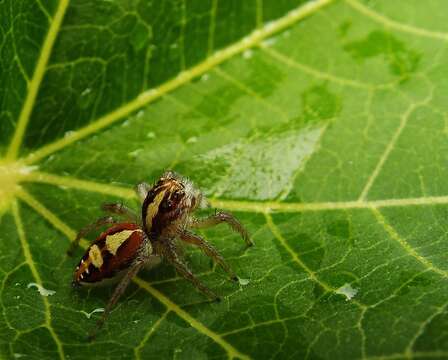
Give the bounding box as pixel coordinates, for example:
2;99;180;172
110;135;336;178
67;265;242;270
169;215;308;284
136;182;151;202
67;216;117;256
158;241;220;301
101;202;139;223
190;212;253;248
87;261;144;341
179;230;238;282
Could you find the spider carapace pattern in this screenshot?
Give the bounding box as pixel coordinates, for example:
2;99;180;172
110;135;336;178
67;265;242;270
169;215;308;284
69;171;252;340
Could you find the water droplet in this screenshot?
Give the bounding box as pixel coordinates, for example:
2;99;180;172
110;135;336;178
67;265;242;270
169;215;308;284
14;282;20;286
262;37;277;47
201;73;210;82
238;278;250;286
242;35;252;45
121;120;130;127
13;354;25;358
186;136;197;144
78;88;95;109
136;110;144;118
139;89;159;101
81;88;91;97
176;71;188;81
27;283;56;297
264;20;276;32
64;130;75;138
80;307;105;319
128;149;143;158
45;155;55;163
14;295;20;300
170;43;178;49
242;49;253;59
335;283;358;301
146;132;156;139
19;165;39;175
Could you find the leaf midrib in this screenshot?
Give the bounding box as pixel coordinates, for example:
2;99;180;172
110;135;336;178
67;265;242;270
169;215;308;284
19;0;335;167
5;0;70;161
15;189;250;359
3;2;345;355
21;170;448;213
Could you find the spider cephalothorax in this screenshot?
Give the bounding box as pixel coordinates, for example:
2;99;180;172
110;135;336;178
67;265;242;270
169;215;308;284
141;171;203;237
69;171;252;340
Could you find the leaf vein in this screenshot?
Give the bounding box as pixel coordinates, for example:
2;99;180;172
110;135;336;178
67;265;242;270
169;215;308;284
134;310;170;360
371;207;448;278
6;0;69;161
346;0;448;41
265;213;366;309
22;171;448;213
260;45;375;89
21;0;335;166
11;200;65;360
358;92;433;201
17;189;251;360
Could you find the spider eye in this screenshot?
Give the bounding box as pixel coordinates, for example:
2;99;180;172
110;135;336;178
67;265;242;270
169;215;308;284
172;191;182;201
161;199;173;211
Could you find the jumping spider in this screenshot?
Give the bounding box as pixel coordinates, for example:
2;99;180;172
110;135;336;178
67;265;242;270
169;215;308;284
69;171;252;340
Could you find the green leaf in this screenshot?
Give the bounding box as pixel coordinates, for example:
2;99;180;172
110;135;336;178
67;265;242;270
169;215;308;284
1;0;448;359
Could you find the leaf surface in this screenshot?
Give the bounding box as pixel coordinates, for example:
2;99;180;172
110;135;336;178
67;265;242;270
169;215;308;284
1;0;448;359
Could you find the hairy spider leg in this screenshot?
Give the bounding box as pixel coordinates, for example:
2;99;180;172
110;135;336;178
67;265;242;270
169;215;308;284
136;182;151;202
87;261;144;341
101;203;139;224
179;230;238;281
157;241;220;301
190;212;253;248
67;216;118;256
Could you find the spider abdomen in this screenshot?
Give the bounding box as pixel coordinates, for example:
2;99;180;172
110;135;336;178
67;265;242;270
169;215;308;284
73;223;148;285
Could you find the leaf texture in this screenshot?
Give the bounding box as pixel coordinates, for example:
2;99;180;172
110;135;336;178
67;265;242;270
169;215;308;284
1;0;448;359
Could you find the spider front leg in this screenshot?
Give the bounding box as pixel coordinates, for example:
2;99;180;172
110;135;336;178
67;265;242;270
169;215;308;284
67;216;117;256
190;212;253;248
87;261;144;341
179;230;238;282
101;202;139;224
157;241;220;301
136;182;151;202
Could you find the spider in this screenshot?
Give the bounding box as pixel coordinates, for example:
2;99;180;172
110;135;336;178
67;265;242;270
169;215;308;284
69;171;252;340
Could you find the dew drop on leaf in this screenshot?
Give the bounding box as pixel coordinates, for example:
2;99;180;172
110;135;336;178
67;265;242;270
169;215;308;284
243;49;253;59
27;283;56;297
78;88;94;109
81;88;91;97
335;283;358;301
128;149;143;158
80;307;105;319
261;36;277;47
